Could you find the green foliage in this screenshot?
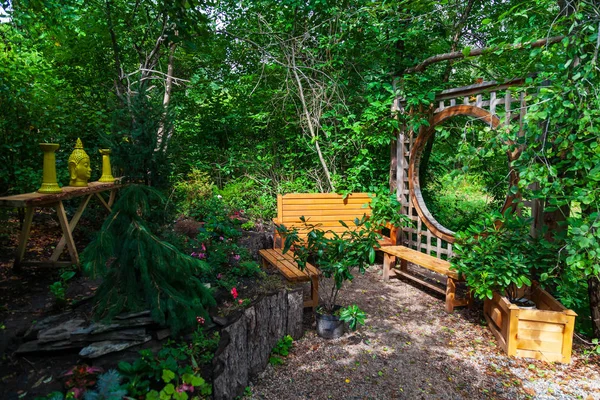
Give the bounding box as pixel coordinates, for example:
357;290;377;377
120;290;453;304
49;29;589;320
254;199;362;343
339;304;367;331
49;270;76;308
451;210;553;301
81;185;215;334
172;169;215;217
118;332;215;399
269;335;293;366
279;215;379;313
367;189;412;230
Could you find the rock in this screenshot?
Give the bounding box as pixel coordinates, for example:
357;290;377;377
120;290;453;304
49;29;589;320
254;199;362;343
115;310;150;320
38;319;87;343
71;328;149;344
72;316;155;335
286;289;303;340
156;329;171;341
212;317;248;400
211;316;228;327
238;231;272;261
16;339;81;354
24;313;78;340
212;288;303;399
79;336;151;358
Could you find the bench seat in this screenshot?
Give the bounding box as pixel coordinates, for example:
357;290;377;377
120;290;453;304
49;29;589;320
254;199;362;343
380;245;472;313
258;248;320;309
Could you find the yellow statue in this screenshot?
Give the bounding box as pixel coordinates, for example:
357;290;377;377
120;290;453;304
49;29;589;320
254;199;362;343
68;138;91;187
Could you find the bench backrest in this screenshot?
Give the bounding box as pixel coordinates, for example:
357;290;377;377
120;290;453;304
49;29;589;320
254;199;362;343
273;193;375;247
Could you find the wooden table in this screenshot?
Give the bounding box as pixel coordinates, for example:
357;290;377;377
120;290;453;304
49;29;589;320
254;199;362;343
0;181;122;269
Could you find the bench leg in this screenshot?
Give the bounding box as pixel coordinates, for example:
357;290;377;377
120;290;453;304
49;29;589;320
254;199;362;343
383;253;396;281
311;275;319;310
446;277;457;313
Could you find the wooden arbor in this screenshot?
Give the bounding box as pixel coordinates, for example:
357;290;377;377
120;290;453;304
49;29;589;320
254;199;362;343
390;79;530;257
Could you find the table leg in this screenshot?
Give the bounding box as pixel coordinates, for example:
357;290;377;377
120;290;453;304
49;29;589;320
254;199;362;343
14;206;34;269
50;194;92;262
55;201;80;266
95;192;112;212
108;189;116;207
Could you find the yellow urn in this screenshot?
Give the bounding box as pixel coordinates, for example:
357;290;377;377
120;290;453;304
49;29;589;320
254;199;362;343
98;149;115;183
38;143;63;194
68;138;91;187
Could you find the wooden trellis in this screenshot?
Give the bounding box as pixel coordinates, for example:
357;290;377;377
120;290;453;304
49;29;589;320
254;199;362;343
392;79;529;259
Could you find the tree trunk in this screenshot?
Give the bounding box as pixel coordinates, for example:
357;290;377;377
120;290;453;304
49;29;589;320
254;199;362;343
155;40;177;153
588;275;600;338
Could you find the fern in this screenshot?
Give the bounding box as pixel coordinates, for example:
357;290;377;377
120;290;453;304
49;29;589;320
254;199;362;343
82;185;216;334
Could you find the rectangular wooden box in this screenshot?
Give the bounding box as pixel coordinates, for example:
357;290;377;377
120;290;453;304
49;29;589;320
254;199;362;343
484;282;577;363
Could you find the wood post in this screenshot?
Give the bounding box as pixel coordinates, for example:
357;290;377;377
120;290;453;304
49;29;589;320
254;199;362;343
50;194;93;262
14;206;35;270
55;201;79;266
445;277;456;313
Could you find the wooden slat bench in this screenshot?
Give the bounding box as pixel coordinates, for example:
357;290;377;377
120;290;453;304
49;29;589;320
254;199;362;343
259;193;396;309
380;245;472;313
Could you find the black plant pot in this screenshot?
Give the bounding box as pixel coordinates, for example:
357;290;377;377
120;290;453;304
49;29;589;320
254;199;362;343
315;307;344;339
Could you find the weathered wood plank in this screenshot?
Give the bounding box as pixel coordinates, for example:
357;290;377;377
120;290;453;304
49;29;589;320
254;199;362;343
0;181;122;208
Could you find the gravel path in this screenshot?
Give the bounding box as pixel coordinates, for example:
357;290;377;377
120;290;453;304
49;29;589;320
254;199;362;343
246;266;600;400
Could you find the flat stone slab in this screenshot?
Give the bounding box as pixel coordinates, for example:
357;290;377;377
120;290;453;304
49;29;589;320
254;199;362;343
79;336;151;358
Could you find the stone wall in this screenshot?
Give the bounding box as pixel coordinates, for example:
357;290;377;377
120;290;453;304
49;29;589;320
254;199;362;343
212;289;303;400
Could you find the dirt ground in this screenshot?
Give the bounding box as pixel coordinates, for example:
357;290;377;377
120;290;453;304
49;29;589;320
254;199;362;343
246;267;600;400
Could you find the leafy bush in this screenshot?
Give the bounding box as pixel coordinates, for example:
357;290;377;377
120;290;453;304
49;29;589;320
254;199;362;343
451;209;552;301
172;169;215;218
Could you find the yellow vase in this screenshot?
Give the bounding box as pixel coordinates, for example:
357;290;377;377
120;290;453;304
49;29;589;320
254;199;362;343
98;149;115;183
38;143;63;194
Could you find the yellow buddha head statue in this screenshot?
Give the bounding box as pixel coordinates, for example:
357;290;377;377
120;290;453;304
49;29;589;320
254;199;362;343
68;138;91;187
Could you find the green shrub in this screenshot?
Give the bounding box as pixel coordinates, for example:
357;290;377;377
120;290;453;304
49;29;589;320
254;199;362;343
451;209;552;301
81;185;215;334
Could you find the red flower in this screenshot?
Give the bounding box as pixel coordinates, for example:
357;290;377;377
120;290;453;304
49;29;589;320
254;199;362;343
231;287;238;299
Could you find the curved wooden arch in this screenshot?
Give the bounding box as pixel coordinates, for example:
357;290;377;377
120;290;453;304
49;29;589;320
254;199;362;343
408;105;520;244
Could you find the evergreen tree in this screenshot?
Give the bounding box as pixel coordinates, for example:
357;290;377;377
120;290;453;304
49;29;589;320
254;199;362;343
82;185;215;334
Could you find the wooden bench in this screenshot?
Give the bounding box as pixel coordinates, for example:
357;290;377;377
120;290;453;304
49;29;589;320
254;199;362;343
259;193;396;308
380;245;472;313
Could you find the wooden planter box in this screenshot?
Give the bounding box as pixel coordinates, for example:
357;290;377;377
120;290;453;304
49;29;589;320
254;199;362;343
483;282;577;363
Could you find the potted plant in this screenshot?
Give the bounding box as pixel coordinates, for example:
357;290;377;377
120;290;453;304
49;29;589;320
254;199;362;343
451;209;577;363
278;215;379;339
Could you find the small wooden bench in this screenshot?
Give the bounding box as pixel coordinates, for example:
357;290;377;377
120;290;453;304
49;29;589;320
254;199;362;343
259;248;320;308
259;193;396;308
380;245;472;313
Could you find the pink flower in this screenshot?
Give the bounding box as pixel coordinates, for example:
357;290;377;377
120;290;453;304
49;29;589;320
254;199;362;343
219;236;224;241
181;383;194;392
196;316;205;324
238;299;243;305
233;254;240;261
201;243;206;251
217;273;223;279
198;253;206;259
231;287;238;299
190;252;197;257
